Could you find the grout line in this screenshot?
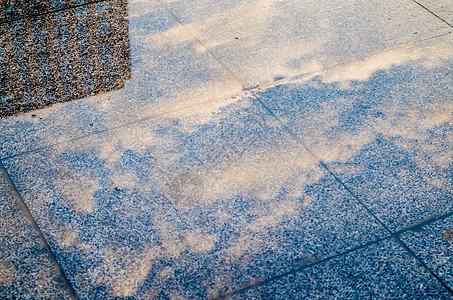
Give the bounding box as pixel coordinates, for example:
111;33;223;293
1;1;450;298
0;160;79;299
214;236;392;300
252;31;452;92
145;7;452;292
0;0;109;25
2;2;451;297
419;31;453;42
395;210;453;235
410;0;453;28
155;0;246;87
319;164;453;295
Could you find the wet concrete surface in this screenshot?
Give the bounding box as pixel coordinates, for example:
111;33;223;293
0;0;452;299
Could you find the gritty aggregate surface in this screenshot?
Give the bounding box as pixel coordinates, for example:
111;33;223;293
0;0;452;298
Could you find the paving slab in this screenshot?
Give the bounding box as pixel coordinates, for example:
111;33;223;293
0;0;242;158
2;0;452;159
1;0;452;298
251;35;453;232
160;0;451;87
232;238;451;299
2;97;387;298
400;215;453;292
0;163;74;299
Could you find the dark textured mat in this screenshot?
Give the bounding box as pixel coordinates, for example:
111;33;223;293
1;0;99;23
0;0;131;118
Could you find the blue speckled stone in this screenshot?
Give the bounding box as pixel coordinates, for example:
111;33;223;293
253;37;453;232
1;0;452;298
0;164;73;299
160;0;451;87
0;0;92;23
400;215;453;291
232;238;451;299
0;0;130;117
410;0;453;24
3;98;387;298
0;0;242;158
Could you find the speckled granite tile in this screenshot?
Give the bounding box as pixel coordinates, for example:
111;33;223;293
2;97;387;298
400;215;453;291
249;35;453;232
160;0;451;88
327;135;453;232
0;164;74;299
412;0;453;25
232;238;451;299
322;51;453;232
1;0;451;159
0;0;242;157
0;0;94;23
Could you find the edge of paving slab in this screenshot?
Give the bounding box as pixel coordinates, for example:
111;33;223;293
0;160;78;299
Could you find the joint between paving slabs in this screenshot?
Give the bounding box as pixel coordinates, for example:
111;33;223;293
410;0;453;28
213;140;453;299
0;160;79;299
214;235;393;300
395;210;453;235
2;29;451;161
0;87;258;161
2;2;452;296
155;0;246;88
315;154;453;295
211;91;453;298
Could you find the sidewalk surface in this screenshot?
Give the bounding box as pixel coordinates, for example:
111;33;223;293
1;0;452;298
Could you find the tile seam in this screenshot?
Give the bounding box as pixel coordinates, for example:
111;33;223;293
0;160;79;299
1;2;451;297
0;89;252;161
143;8;452;291
155;0;246;87
214;236;392;300
395;210;453;235
1;1;451;298
410;0;453;28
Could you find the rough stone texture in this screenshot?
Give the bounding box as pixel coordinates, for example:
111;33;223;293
400;215;453;292
0;0;452;298
233;238;451;299
2;99;387;298
254;36;453;232
1;0;451;156
0;0;242;157
0;164;73;299
160;0;451;87
0;0;130;117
